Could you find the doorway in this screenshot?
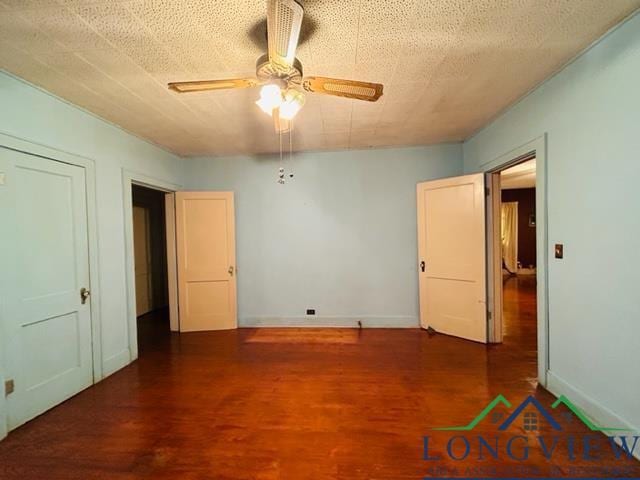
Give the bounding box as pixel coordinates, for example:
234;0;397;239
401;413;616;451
498;158;537;349
123;178;238;357
131;184;170;353
417;135;550;387
479;137;549;385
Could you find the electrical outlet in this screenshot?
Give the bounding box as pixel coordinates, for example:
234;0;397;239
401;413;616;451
306;309;315;315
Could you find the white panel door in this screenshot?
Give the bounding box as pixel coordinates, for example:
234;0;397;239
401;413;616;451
133;205;152;316
417;174;487;343
175;192;237;332
0;148;93;430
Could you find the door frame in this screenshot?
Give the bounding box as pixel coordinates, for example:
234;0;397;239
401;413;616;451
122;170;181;361
481;135;549;387
0;131;103;439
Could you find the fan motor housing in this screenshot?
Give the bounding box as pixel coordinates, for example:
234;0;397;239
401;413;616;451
256;54;303;84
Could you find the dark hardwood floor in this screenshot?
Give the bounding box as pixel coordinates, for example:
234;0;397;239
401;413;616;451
0;281;638;479
502;274;538;347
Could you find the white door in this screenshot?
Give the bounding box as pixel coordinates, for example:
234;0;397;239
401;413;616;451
175;192;237;332
133;205;152;316
0;148;93;430
417;174;487;343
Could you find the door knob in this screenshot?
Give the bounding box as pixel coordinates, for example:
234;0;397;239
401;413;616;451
228;266;234;276
80;287;91;304
420;261;425;272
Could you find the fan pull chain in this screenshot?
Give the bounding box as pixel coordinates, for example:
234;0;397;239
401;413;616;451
278;126;285;184
288;118;294;180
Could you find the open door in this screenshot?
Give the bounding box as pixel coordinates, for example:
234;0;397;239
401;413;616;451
417;174;487;343
175;192;237;332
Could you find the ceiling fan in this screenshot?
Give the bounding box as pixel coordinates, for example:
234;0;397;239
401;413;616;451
167;0;384;132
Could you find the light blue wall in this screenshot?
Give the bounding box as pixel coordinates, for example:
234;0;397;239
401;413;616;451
464;14;640;430
3;7;639;443
185;145;462;327
0;71;183;379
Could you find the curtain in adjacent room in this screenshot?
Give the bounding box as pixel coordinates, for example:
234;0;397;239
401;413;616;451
501;202;518;274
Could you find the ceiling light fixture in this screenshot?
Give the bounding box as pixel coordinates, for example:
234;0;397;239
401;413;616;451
255;83;305;122
255;84;282;115
279;89;305;120
255;84;302;185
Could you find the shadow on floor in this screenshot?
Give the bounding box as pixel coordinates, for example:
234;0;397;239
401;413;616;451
136;307;172;354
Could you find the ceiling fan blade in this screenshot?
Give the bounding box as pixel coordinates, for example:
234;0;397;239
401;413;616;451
302;77;384;102
267;0;304;68
168;78;258;93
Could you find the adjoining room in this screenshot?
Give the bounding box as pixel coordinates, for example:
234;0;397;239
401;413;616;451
500;159;538;347
131;184;171;352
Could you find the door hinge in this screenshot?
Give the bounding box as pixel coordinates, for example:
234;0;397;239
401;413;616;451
4;379;14;396
485;186;490;196
487;310;492;320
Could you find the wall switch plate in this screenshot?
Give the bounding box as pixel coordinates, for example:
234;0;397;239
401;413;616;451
0;172;5;185
555;244;564;259
306;309;315;315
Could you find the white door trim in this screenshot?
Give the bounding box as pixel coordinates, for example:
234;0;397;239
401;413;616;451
164;193;179;332
0;130;103;440
480;134;549;387
122;169;181;361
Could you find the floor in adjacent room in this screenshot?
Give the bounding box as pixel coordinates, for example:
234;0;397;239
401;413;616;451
0;281;638;479
502;274;538;347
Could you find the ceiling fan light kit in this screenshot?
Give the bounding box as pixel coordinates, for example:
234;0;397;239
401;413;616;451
255;83;284;114
167;0;384;132
254;81;304;122
280;89;305;120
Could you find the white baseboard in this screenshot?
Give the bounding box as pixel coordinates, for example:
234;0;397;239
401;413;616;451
240;315;419;328
101;349;131;378
547;370;640;462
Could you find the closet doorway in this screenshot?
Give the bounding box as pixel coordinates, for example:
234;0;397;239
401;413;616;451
131;184;170;353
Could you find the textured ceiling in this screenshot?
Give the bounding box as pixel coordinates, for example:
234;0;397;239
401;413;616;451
1;0;639;157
